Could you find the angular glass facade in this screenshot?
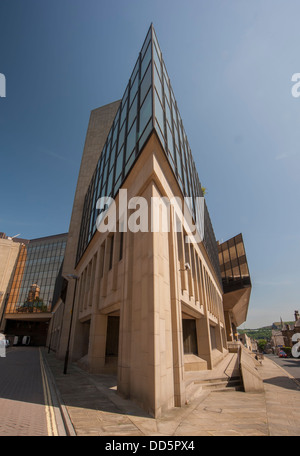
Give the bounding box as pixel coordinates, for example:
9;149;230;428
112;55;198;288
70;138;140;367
218;233;251;293
76;25;221;285
6;233;67;314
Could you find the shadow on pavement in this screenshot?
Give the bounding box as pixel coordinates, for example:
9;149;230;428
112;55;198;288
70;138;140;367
263;376;300;391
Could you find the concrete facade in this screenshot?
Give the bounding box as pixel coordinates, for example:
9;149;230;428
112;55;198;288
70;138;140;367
57;102;121;358
53;25;252;418
56;130;228;417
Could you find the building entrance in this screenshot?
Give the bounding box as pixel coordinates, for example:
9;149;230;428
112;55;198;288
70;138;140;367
105;316;120;358
182;318;198;355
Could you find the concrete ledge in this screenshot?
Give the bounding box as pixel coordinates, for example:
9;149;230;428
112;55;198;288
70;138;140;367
184;354;207;371
240;345;264;393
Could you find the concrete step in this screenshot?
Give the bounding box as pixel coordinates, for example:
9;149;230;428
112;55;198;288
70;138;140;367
194;376;243;392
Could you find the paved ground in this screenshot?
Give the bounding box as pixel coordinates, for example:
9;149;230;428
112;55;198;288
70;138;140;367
0;346;66;436
0;347;51;436
1;346;299;436
266;353;300;382
42;348;300;437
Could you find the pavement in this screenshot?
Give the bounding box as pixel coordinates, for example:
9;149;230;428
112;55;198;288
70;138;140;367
41;348;300;437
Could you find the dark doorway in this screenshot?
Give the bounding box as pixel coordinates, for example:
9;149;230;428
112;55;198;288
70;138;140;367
105;316;120;357
182;318;198;355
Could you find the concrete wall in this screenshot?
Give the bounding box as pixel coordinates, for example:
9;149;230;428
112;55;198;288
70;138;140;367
57;101;121;360
56;130;228;417
240;344;264;393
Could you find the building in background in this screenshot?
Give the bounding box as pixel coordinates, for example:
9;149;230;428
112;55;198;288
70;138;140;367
54;25;252;418
0;233;27;328
271;311;300;354
1;233;67;346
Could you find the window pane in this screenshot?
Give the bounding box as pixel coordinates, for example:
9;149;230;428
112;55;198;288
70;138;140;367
176;147;183;182
126;120;136;160
138;119;152;151
130;58;139;84
154;89;165;137
120;102;127;128
115;147;124;180
154;63;163;102
165;99;172;127
112;124;118;147
122;85;129;106
125;150;135;175
118;122;126;150
139;88;152;137
109;142;117;170
153;42;161;73
106;169;114;196
128;94;138;130
141;42;151;77
130;74;139;106
153;31;161;59
167;124;175;160
140;63;151;105
155;119;165;147
141;28;151;58
164;75;170;105
113;174;122;196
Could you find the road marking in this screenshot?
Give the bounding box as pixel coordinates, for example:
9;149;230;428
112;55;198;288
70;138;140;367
39;348;58;436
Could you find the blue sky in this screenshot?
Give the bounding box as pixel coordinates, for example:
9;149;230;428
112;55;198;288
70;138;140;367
0;0;300;328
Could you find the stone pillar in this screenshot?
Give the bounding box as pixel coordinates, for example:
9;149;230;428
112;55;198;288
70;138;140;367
196;316;212;369
168;207;186;407
224;311;233;342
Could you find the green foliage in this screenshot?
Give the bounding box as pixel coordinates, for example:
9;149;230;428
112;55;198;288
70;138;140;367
257;339;267;351
238;327;272;341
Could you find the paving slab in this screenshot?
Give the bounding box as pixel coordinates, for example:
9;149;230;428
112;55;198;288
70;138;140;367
42;349;300;437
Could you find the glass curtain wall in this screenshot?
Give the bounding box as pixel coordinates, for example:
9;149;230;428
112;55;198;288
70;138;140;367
6;235;67;313
76;25;222;285
218;233;251;292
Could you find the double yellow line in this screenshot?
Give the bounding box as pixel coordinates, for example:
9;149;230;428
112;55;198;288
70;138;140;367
39;348;58;436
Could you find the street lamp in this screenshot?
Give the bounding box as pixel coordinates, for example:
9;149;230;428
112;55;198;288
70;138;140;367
63;274;79;375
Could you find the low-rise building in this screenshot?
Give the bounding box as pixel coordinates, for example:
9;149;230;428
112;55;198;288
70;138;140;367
1;233;67;345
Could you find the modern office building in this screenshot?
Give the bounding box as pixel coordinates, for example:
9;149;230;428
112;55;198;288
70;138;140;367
0;233;24;326
1;233;67;345
218;233;251;342
55;25;251;417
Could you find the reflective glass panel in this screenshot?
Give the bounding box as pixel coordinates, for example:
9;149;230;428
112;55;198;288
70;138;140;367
128;94;138;130
115;147;124;181
154;63;163;102
126;120;136;159
154;89;164;137
130;74;139;106
139;89;152;137
140;63;151;105
141;42;151;77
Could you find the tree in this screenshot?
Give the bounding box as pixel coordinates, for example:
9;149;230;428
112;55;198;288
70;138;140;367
257;339;267;352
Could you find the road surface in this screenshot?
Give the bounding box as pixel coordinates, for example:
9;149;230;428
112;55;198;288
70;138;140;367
265;353;300;384
0;346;64;436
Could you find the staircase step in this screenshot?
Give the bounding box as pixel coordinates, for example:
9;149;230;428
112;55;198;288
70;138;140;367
193;376;243;392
